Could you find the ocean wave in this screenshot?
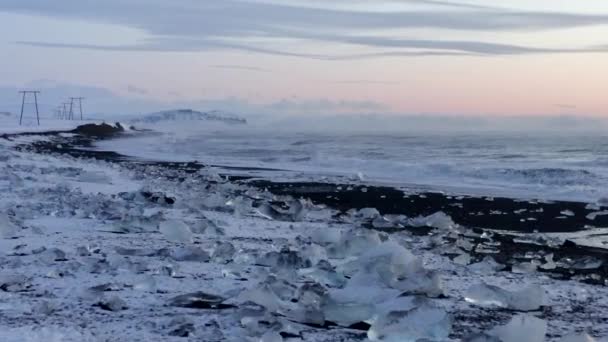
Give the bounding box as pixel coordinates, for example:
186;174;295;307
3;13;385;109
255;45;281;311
470;167;599;186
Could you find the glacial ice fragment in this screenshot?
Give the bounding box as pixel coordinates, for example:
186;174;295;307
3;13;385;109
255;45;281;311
409;211;457;230
260;331;283;342
0;214;20;239
212;241;236;263
464;282;545;311
170;246;210;262
0;274;32;292
133;276;157;292
559;333;597;342
367;300;452;342
159;220;193;243
256;247;310;270
490;315;546;342
96;296;128;311
468;256;504;274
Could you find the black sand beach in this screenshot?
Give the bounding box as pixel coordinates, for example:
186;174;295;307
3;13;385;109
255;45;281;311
5;124;608;285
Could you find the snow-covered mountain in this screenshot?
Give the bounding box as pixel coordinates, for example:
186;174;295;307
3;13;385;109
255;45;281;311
129;109;247;125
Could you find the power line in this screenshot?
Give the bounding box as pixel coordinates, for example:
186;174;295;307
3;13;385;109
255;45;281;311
18;90;41;125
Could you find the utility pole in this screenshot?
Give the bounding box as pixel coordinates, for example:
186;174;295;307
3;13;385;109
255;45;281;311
18;90;41;125
70;97;85;120
68;98;74;120
62;102;71;120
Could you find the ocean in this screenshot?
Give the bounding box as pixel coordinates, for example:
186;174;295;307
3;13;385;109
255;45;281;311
96;128;608;203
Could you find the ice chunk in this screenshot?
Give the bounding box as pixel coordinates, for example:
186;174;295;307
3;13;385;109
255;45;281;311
326;229;383;259
468;256;504;274
561;210;575;217
237;284;285;312
0;214;20;239
298;262;347;288
257;247;310;270
559;333;596;342
346;241;421;282
159;220;193;243
0;274;32;292
512;261;538;274
464;283;545;311
212;241;236;263
323;297;374;327
540;254;557;270
454;253;471;265
284;283;327;326
409;211;457;230
586;211;608;220
31;301;57;316
78;171;111;183
490;315;546;342
260;331;283;342
309;228;342;246
367;300;452;342
133;276;157;292
96;296;128;311
170;246;210;262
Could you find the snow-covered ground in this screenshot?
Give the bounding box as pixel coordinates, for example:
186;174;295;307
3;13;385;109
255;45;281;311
0;127;607;341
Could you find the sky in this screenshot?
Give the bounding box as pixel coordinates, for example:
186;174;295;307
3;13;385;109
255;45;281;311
0;0;607;118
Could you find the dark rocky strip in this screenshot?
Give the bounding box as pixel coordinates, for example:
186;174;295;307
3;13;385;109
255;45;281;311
248;181;608;233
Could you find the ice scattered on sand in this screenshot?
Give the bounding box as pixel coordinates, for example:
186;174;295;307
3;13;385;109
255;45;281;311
464;282;545;311
159;219;193;243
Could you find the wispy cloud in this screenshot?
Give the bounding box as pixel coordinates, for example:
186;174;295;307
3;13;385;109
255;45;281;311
210;65;271;72
331;80;401;85
5;0;608;58
555;103;577;109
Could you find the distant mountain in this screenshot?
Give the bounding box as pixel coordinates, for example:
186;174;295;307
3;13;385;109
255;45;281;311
129;109;247;125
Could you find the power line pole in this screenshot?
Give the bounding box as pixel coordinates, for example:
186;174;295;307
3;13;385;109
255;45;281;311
62;102;71;120
18;90;41;125
69;97;85;120
68;98;74;120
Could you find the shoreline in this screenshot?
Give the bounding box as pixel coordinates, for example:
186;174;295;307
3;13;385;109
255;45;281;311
2;124;607;340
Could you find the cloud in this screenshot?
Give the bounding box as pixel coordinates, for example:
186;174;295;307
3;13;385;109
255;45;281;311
4;0;608;58
555;103;577;109
331;80;400;85
210;65;271;72
268;98;388;113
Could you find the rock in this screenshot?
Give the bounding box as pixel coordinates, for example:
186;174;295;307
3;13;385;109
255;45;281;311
169;291;234;310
